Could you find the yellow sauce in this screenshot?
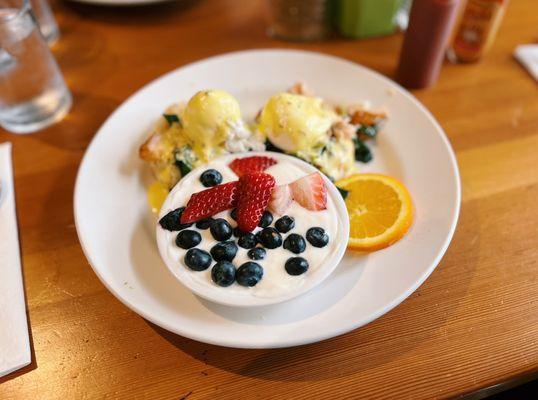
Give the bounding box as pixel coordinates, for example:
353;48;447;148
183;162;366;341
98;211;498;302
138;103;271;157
182;90;242;162
258;93;337;153
147;181;169;213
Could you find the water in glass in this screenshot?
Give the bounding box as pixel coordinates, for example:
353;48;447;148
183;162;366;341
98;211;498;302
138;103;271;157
0;0;71;133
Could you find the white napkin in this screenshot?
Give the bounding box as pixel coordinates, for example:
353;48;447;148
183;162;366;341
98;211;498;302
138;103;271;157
514;44;538;82
0;143;31;378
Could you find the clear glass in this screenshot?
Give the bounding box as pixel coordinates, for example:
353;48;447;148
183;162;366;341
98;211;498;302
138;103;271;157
0;0;71;134
31;0;59;44
266;0;330;41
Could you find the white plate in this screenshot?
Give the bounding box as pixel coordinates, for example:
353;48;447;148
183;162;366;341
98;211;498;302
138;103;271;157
74;49;461;349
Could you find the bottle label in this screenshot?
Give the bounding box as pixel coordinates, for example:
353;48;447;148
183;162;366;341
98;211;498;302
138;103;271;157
453;0;505;55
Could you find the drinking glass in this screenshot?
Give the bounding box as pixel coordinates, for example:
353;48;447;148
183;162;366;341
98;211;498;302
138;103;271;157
0;0;71;134
31;0;59;44
266;0;331;41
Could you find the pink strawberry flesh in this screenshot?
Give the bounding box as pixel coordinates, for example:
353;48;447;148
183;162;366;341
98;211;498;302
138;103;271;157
268;184;293;215
289;172;327;211
236;173;276;232
229;156;277;177
181;181;239;223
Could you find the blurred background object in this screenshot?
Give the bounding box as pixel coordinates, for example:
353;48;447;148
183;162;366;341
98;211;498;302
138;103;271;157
394;0;411;30
266;0;411;41
396;0;461;89
66;0;178;5
31;0;59;44
514;44;538;82
335;0;404;39
447;0;509;63
0;0;71;133
266;0;331;41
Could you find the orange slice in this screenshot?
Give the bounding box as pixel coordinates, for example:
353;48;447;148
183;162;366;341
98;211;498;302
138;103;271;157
336;173;413;251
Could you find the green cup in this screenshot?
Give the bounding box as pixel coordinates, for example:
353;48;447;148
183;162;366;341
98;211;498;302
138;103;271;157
336;0;403;39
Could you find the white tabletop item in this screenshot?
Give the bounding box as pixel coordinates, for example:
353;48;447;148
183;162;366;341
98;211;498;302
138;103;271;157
514;44;538;82
0;143;31;378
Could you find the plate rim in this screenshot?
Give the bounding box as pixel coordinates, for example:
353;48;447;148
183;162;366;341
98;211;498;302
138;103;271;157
74;48;461;348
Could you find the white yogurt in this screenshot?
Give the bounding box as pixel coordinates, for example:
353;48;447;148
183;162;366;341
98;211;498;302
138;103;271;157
156;152;348;305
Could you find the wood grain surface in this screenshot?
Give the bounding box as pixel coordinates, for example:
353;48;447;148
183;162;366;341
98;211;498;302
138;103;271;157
1;0;537;398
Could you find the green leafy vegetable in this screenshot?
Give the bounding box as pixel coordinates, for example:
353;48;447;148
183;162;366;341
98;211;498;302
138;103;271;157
163;114;183;127
265;139;285;154
337;187;349;200
173;146;195;177
175;160;192;176
353;138;372;163
357;124;378;138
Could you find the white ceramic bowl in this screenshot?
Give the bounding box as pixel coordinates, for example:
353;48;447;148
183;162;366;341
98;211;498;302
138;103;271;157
156;152;350;307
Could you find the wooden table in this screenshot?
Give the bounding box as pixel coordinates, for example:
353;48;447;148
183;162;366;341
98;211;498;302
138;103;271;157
1;0;537;398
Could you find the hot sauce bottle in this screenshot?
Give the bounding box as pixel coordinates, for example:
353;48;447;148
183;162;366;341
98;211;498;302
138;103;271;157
396;0;461;89
448;0;509;62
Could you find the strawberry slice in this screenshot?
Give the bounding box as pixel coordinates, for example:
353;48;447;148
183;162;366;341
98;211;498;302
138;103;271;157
236;173;276;232
289;172;327;211
229;156;277;177
268;184;293;215
181;181;239;223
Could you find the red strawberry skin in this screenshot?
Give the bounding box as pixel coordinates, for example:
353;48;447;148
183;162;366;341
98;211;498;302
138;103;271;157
229;156;277;177
236;173;276;232
181;181;239;223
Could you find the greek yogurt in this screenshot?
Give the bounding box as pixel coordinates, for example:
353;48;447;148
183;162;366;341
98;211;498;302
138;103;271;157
156;152;349;307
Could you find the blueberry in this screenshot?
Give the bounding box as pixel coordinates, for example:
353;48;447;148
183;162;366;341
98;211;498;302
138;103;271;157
233;226;247;238
210;218;232;241
159;207;193;231
275;215;295;233
210;241;238;262
247;247;266;260
184;249;211;271
285;257;309;276
200;169;223;187
238;233;257;249
255;230;262;243
283;233;306;254
195;217;214;230
257;227;282;249
306;227;329;248
211;261;236;287
236;262;264;287
175;230;202;249
230;208;238;221
258;211;273;228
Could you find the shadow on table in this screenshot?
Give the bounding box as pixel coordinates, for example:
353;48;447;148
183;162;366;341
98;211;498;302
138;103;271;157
61;0;203;26
31;91;119;151
148;201;481;382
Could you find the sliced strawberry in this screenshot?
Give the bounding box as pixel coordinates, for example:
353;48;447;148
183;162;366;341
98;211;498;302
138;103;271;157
268;184;293;215
229;156;277;177
289;172;327;211
181;181;239;223
236;173;276;232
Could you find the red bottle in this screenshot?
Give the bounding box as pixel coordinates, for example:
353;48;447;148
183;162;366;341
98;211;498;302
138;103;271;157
396;0;461;89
